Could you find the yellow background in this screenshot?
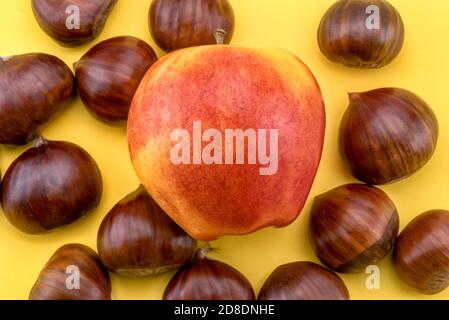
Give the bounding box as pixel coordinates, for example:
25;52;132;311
0;0;448;300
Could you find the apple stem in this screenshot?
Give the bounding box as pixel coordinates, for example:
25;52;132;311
214;29;227;45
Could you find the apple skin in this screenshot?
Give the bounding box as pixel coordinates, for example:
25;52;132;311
128;45;325;240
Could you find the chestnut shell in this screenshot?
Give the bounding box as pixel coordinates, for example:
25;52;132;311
31;0;117;47
97;185;197;276
74;36;157;125
163;250;255;300
29;244;111;300
258;261;350;300
317;0;404;68
0;53;75;145
1;138;103;234
394;210;449;294
340;88;439;185
310;184;399;273
149;0;235;52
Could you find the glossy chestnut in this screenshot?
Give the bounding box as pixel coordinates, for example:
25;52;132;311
394;210;449;294
340;88;439;185
29;244;111;300
318;0;404;68
163;249;255;300
74;36;157;125
310;184;399;273
149;0;235;52
1;137;103;234
258;261;350;300
32;0;117;47
97;185;197;276
0;53;75;145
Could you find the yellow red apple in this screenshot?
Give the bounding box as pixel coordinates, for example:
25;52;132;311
128;45;325;240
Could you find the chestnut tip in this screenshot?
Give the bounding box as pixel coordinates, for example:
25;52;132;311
195;246;217;259
33;135;49;148
347;92;363;101
312;193;324;206
214;29;227;45
72;60;80;70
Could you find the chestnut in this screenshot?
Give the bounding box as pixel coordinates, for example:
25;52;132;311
163;249;255;300
97;185;197;276
394;210;449;294
310;184;399;273
340;88;439;185
258;261;350;300
74;36;157;125
149;0;235;52
318;0;404;68
1;137;102;234
29;244;111;300
0;53;75;145
31;0;117;47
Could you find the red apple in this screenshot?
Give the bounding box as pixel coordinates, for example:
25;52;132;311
128;45;325;240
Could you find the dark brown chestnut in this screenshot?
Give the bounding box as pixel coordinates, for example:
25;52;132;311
97;185;197;276
310;184;399;273
74;36;157;125
31;0;117;47
318;0;404;68
163;249;255;300
29;244;111;300
0;53;75;145
394;210;449;294
340;88;439;185
1;137;102;234
258;261;350;300
149;0;235;52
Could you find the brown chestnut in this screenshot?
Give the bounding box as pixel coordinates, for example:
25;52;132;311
394;210;449;294
74;36;157;125
1;137;102;234
0;53;75;145
258;261;350;300
97;185;197;276
29;244;111;300
31;0;117;47
318;0;404;68
163;249;255;300
149;0;235;52
340;88;439;185
310;184;399;273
